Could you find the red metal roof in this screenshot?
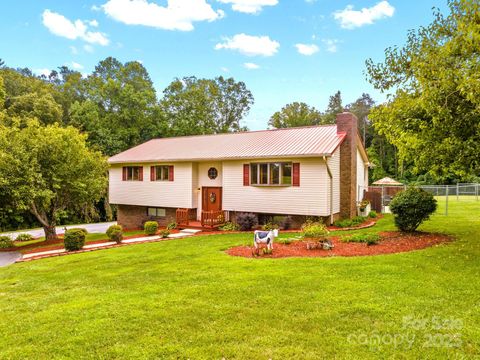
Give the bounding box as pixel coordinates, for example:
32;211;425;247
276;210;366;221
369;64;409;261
108;125;346;164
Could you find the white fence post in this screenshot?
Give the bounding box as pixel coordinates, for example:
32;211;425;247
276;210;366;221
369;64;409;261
456;183;459;201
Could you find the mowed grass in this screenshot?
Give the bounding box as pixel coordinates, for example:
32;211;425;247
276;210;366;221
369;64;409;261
0;201;479;359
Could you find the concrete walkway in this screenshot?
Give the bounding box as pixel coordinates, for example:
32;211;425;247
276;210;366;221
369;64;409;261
0;222;117;240
0;252;22;267
18;228;203;263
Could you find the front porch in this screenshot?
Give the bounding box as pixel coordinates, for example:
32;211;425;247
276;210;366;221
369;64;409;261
176;208;229;230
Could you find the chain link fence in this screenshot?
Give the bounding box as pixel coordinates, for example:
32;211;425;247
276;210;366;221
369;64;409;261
361;183;480;216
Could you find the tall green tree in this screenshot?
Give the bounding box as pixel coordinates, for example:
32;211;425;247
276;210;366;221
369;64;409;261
322;90;344;124
160;76;253;136
0;121;108;240
366;0;480;182
76;57;160;155
268;102;323;128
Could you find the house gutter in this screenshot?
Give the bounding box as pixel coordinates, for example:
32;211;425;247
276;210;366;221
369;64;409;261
323;156;334;225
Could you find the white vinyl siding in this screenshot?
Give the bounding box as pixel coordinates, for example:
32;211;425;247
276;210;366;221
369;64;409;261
223;158;330;216
357;149;367;201
109;162;194;208
328;148;341;214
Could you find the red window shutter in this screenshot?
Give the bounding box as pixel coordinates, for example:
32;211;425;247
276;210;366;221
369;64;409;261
243;164;250;186
150;166;155;181
168;166;174;181
292;163;300;186
122;167;127;181
139;166;143;181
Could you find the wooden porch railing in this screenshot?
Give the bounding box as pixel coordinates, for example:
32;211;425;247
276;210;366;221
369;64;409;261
201;210;229;228
176;208;196;226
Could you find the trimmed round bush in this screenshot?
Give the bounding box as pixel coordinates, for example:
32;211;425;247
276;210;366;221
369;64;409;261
0;236;14;249
63;229;86;251
144;221;159;236
106;224;123;243
69;228;88;236
15;233;34;242
389;187;437;232
160;229;171;238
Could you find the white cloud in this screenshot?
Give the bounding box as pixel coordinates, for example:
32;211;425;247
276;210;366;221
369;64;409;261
218;0;277;14
102;0;224;31
91;5;102;11
89;19;99;27
243;62;260;70
42;10;109;45
322;39;339;53
70;45;78;54
33;68;51;77
333;1;395;29
84;44;94;53
215;33;279;57
221;67;229;72
295;43;319;56
71;61;84;70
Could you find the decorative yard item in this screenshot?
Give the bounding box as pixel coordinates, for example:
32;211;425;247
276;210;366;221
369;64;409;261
106;224;123;243
389;188;437;232
358;199;371;217
144;221;159;235
254;229;279;251
302;221;332;250
306;240;334;250
63;229;86;251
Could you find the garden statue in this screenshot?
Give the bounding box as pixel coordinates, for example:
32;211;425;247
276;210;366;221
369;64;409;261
254;229;279;251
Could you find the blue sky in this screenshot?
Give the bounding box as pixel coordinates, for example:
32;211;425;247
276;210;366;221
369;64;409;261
0;0;448;130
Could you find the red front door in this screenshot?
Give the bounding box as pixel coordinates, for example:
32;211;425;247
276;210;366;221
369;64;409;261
202;187;222;212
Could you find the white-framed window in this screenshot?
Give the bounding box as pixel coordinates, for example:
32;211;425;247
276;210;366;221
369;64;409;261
250;163;292;186
154;165;170;181
147;208;166;217
123;166;143;181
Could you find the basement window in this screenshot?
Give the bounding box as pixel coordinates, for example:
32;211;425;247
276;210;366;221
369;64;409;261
147;208;166;217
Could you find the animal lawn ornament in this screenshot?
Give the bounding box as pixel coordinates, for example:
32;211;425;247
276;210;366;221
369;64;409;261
254;229;279;252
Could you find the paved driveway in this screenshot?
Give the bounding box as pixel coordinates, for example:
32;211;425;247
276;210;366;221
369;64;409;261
0;252;22;267
0;222;117;240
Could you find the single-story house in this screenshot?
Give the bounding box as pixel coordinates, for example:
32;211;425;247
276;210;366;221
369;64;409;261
108;112;369;229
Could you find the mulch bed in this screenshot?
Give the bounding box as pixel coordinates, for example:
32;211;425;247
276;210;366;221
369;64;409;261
226;231;453;258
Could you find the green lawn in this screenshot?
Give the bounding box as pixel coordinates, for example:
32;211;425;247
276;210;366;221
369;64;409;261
1;201;479;359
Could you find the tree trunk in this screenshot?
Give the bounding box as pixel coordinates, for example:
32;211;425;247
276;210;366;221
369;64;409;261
43;225;58;241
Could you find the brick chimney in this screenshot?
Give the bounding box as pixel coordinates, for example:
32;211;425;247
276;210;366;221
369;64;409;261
337;112;358;219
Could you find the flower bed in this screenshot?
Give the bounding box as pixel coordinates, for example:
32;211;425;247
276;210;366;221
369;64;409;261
226;231;452;258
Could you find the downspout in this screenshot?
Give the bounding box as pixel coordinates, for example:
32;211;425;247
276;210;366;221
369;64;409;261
323;156;334;225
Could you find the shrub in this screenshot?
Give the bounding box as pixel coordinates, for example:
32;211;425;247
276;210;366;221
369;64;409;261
69;228;88;236
144;221;159;236
301;222;329;240
389;187;437;232
262;222;279;231
106;224;123;243
334;216;367;228
15;233;34;242
280;215;293;230
0;236;14;249
368;211;377;218
166;222;177;230
160;229;170;238
219;222;240;231
342;233;380;245
236;213;258;231
63;229;85;251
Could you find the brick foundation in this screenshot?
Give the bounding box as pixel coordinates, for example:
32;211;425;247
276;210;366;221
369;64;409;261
116;205;177;229
337;112;358;219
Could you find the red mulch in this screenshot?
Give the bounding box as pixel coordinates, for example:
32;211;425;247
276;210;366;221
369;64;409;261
226;231;452;259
